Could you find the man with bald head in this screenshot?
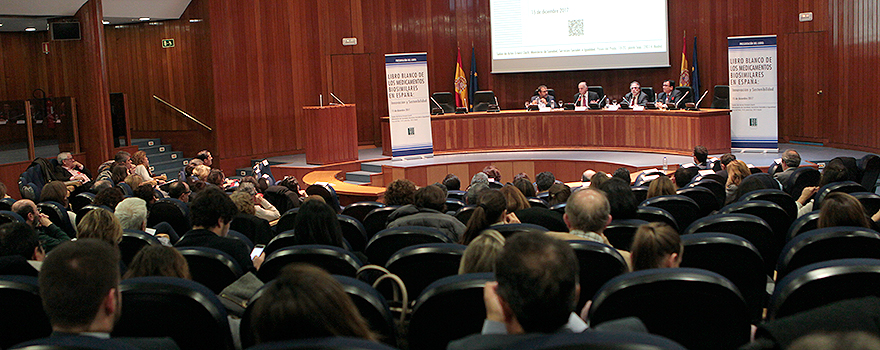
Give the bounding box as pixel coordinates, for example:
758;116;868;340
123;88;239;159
11;199;71;252
557;188;631;268
573;82;600;107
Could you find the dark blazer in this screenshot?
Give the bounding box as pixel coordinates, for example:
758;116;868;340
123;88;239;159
175;228;255;272
13;331;179;350
572;91;600;107
447;317;647;350
623;92;649;106
657;89;683;105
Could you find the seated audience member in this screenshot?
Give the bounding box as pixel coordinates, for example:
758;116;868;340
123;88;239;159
387;185;467;242
647;175;675;199
449;232;644;350
483;165;502;183
110;164;131;185
168;181;192;203
443;174;461;191
716;153;737;179
12;199;71;252
500;184;530;214
612;168;631;184
671;167;699;189
131;151;166;186
291;199;346;249
774;149;801;186
465;183;489;205
547;183;572;207
89;179;113;194
194;150;213;167
818;192;873;229
513;177;537;198
175;186;262;273
11;239;179;350
573;81;600;107
181;159;203;184
237;182;281;221
623;81;649;106
57;152;92;185
115;197;178;244
229;191;274;245
630;223;682;271
384;179;417;206
77;209;122;248
552;188;632;268
582;170;596;183
470;172;490;188
133;184;157;207
461;189;519;245
725;160;751;204
92;187;124;209
192;165;211;182
458;230;505;274
40;180;77;230
527;85;557;108
691;145;715;170
536;172;556;194
655;80;681;108
96;151;133;178
206;168;234;190
250;264;377;344
0;222;44;275
595;178;638;220
123;245;191;280
590;171;611;188
124;174;145;191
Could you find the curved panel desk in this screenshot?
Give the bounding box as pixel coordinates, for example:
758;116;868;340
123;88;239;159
381;109;731;156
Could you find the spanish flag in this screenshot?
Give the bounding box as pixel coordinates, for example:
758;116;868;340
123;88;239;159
454;48;468;108
679;33;690;87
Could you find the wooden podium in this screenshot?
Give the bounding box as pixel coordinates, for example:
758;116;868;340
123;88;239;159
303;104;358;165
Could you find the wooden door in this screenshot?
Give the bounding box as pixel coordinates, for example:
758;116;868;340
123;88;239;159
330;53;377;146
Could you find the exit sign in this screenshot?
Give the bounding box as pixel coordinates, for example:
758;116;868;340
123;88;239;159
162;39;175;48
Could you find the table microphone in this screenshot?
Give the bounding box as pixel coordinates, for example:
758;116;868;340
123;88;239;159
430;96;443;109
674;90;690;109
330;93;345;105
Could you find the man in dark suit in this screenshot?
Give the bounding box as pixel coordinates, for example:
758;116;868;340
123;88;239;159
528;85;557;108
656;80;682;108
622;81;649;106
572;81;600;107
12;239;179;350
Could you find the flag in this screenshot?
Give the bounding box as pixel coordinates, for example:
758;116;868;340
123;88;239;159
469;46;478;111
692;36;701;102
454;48;468;108
679;33;690;87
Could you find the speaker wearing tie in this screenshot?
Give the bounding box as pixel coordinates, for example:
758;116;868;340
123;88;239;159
623;81;649;106
573;81;600;107
656;79;682;108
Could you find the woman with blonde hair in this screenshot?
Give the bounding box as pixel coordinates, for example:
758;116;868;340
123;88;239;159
725;160;751;204
76;208;123;247
630;222;682;271
646;175;675;199
459;230;505;274
124;245;191;279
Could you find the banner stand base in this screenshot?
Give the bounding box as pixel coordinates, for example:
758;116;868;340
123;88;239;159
732;148;780;154
392;154;435;162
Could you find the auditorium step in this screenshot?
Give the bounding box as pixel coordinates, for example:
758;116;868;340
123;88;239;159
132;138;188;181
343;161;384;186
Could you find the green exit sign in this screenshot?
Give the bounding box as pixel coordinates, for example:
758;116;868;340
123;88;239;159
162;39;175;48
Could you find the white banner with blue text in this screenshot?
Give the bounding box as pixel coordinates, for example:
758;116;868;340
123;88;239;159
385;53;433;159
728;35;778;151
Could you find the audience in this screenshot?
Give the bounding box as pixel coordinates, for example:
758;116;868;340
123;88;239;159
123;245;191;280
465;182;489;205
594;178;637;220
250;264;377;344
237;182;281;221
611;168;631;184
547;183;572;207
590;171;610;188
386;185;466;241
40;181;77;230
92;187;124;209
482;165;502;183
672;167;699;189
817;192;873;229
795;161;849;216
535;171;555;193
384;179;417;206
133;184;157;207
500;184;530;213
774;149;801;185
0;222;44;275
76;209;123;248
725;160;751;204
0;180;9;199
646;175;675;199
167;182;191;202
513;176;537;198
716;153;737;179
124;174;145;192
443;174;461;191
194;150;214;167
458;229;505;274
461;189;518;245
554;188;632;268
131;150;166;186
110;164;130;185
11;199;71;252
630;223;682;271
291;199;346;249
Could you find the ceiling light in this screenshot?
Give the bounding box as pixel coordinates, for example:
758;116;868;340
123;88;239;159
0;23;4;27
25;27;36;31
188;18;203;23
102;20;110;25
138;17;150;21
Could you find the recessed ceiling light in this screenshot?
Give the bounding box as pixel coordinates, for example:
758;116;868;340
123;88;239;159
138;17;150;21
102;20;110;24
25;27;36;32
188;18;203;23
0;23;4;27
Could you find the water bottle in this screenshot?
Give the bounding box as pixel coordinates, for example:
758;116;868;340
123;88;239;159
662;157;668;172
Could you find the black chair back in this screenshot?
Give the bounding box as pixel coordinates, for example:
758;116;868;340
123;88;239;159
114;276;233;350
454;206;477;224
588;86;605;106
246;337;398;350
337;214;368;252
257;245;363;281
177;247;245;294
691;179;726;207
341;201;385;224
527;197;549;208
75;204;111;226
362;206;400;238
769;258;880;319
719;200;790;253
0;275;51;349
37;201;75;237
776;227;880;278
640;195;701;230
447;190;465;201
631;186;648;204
851;192;880;216
739;189;798;220
674;86;695;104
306;184;341;213
386;243;466;298
432;92;456;113
274;207;299;234
365;226;452;266
681;232;767;322
69;191;95;213
641;86;655;102
787;210;821;242
604;219;650;251
784;167;821;197
230;214;273;245
117;182;134;196
119;230;161;266
408;273;494;350
588;268;750;350
334;275;398;347
444;198;465;213
472;91;496;112
635;206;678;231
0;210;25;225
676;186;719;218
684;213;777;275
0;197;14;211
814;181;867;208
493;223;548;238
264;230;297;256
148;199;191;238
859;154;880;192
569;240;629;311
711;85;730;109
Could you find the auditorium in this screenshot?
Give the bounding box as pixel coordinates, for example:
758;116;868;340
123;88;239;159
2;0;880;349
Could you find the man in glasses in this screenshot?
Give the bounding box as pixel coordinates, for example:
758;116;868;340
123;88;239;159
656;80;682;108
623;81;648;106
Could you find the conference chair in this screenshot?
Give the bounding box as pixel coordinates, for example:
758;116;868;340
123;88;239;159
257;245;363;281
814;181;867;208
385;243;466;298
454;205;476;224
784;167;821;197
444;198;465;213
491;223;548;238
858;154;880;192
37;201;75;237
711;85;730;109
680;232;767;322
674;86;695;104
446;190;465;201
337;214;368;252
262;186;300;217
830;156;863;182
768;162;783;177
305;183;341;213
0;210;25;225
230;213;274;245
505;332;688;350
719;200;790;252
227;229;255;251
851;192;880;215
148;198;191;238
604;218;650;251
363;206;400;239
341;202;384;224
69;191;95;213
630;186;649;204
431;92;456;113
588;86;605;107
635;206;678;231
0;197;13;211
117;182;134;196
18;163;46;200
0;275;51;349
739;189;798;221
365;226;453;266
75;204;111;226
776;227;880;278
588;268;751;350
119;229;162;266
676;186;720;218
274;208;299;234
408;273;494;350
641;86;655;102
769;258;880;320
786;210;821;242
684;213;777;275
177;247;245;294
527;197;549;208
114;276;234;350
639;195;701;230
472;91;497;112
264;230;297;256
244;337;399;350
333;275;398;346
569;240;629;311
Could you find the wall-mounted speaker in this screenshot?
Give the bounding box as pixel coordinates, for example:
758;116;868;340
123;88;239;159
51;22;81;41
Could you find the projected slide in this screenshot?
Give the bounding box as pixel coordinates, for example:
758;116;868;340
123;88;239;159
491;0;670;73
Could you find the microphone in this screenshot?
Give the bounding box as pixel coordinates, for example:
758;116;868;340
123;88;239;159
430;96;443;109
674;90;690;109
330;93;345;105
695;90;709;107
494;95;500;111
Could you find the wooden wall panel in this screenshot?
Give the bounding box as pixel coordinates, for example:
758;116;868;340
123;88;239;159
0;33;49;101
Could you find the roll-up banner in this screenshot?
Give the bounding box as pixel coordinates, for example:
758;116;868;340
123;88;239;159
728;35;779;152
385;52;434;160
